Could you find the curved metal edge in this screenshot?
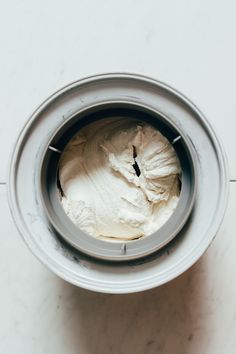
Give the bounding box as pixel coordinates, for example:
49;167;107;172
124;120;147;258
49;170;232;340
7;72;230;294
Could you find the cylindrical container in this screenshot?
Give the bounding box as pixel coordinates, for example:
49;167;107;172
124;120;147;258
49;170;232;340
8;73;229;293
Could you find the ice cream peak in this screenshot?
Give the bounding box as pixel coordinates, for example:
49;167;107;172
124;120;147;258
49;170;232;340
58;118;181;241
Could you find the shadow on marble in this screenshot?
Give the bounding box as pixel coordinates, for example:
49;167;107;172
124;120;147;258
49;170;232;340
55;258;209;354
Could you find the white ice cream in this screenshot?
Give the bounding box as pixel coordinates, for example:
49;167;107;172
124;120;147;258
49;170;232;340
58;118;181;241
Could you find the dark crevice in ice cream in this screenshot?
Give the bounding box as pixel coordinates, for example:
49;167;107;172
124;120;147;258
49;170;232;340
132;145;141;177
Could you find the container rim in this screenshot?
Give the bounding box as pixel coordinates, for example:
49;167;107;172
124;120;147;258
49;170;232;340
7;72;229;293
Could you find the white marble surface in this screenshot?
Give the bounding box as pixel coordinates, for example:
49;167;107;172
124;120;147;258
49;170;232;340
1;0;236;182
1;185;236;353
1;0;236;353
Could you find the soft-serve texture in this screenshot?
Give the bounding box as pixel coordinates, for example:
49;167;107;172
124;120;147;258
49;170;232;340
58;118;181;241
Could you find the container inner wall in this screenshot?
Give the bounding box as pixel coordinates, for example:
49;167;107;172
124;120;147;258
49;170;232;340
40;103;196;261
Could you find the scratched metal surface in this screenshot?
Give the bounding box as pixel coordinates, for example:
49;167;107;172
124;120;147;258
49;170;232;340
7;73;228;293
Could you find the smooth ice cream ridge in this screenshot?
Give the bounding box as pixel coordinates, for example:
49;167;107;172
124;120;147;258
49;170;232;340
58;118;181;241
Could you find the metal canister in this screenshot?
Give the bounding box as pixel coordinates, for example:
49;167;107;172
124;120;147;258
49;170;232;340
8;73;229;293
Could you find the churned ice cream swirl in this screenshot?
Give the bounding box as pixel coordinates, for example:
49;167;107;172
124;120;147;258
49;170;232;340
58;118;181;241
